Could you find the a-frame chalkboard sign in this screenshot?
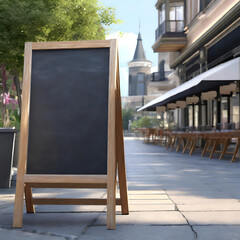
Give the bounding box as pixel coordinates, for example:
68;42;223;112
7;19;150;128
13;40;128;229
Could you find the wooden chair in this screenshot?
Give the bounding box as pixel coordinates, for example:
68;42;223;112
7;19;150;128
182;133;196;154
175;132;186;152
201;131;240;161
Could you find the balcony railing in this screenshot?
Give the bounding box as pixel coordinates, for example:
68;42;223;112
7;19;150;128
152;72;162;81
151;71;172;81
155;20;185;41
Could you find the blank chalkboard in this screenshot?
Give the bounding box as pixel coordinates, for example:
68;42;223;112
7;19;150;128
13;41;128;230
27;48;110;174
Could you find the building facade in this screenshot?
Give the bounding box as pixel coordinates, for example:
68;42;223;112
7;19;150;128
151;0;240;130
147;50;179;95
127;30;179;112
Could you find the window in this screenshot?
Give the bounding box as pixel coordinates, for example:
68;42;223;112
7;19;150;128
232;94;239;129
213;99;217;128
137;82;144;95
129;76;132;95
188;105;193;127
138;73;144;82
169;6;184;21
161;3;165;24
168;3;184;32
221;97;228;127
136;73;145;95
194;105;199;128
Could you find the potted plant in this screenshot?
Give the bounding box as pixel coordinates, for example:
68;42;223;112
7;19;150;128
0;65;20;188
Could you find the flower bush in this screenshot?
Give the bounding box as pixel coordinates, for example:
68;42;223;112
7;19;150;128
0;65;20;129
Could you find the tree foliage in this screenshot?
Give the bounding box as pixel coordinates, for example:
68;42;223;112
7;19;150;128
131;116;159;130
122;108;135;130
0;0;118;127
0;0;118;75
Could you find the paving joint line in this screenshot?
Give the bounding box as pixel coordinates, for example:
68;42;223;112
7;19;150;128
79;192;107;236
181;210;240;212
163;189;198;239
191;224;240;226
0;226;75;240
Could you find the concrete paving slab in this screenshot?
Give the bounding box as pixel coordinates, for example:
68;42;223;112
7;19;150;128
84;225;195;240
128;194;169;199
35;205;107;212
167;189;240;199
0;212;14;227
78;235;105;240
194;226;240;240
116;204;176;212
1;139;240;239
23;212;101;238
128;199;173;204
184;211;240;225
0;228;65;240
175;199;240;211
94;211;187;225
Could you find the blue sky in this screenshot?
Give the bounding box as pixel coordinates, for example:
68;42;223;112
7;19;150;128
100;0;158;96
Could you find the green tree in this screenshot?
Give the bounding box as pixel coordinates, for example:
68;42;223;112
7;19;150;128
0;0;118;126
131;116;159;129
0;0;117;74
122;108;135;130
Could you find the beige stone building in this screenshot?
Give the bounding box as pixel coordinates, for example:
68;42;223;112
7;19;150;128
141;0;240;130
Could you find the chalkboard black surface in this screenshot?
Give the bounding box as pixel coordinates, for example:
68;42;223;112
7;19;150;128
27;48;110;174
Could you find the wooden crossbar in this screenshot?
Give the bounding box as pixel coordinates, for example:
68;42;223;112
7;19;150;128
24;175;107;184
32;198;122;205
26;183;107;188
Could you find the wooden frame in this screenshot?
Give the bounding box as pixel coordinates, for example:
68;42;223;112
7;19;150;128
13;40;128;230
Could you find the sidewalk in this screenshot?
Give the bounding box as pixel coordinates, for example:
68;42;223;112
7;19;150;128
1;138;240;239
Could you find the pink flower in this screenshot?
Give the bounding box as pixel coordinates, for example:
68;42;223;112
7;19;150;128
3;93;18;106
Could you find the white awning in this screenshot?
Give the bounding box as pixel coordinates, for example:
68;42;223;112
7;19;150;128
138;57;240;111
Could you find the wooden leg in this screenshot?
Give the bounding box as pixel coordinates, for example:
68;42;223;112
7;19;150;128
182;138;189;154
209;140;218;159
188;138;193;152
117;166;128;214
202;139;214;157
107;50;121;229
189;138;197;155
231;138;240;163
176;137;182;152
13;174;25;228
13;42;32;228
107;158;116;230
162;135;167;146
175;138;180;152
170;136;176;151
25;184;35;213
202;139;210;157
166;136;172;149
115;63;128;215
219;139;230;160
